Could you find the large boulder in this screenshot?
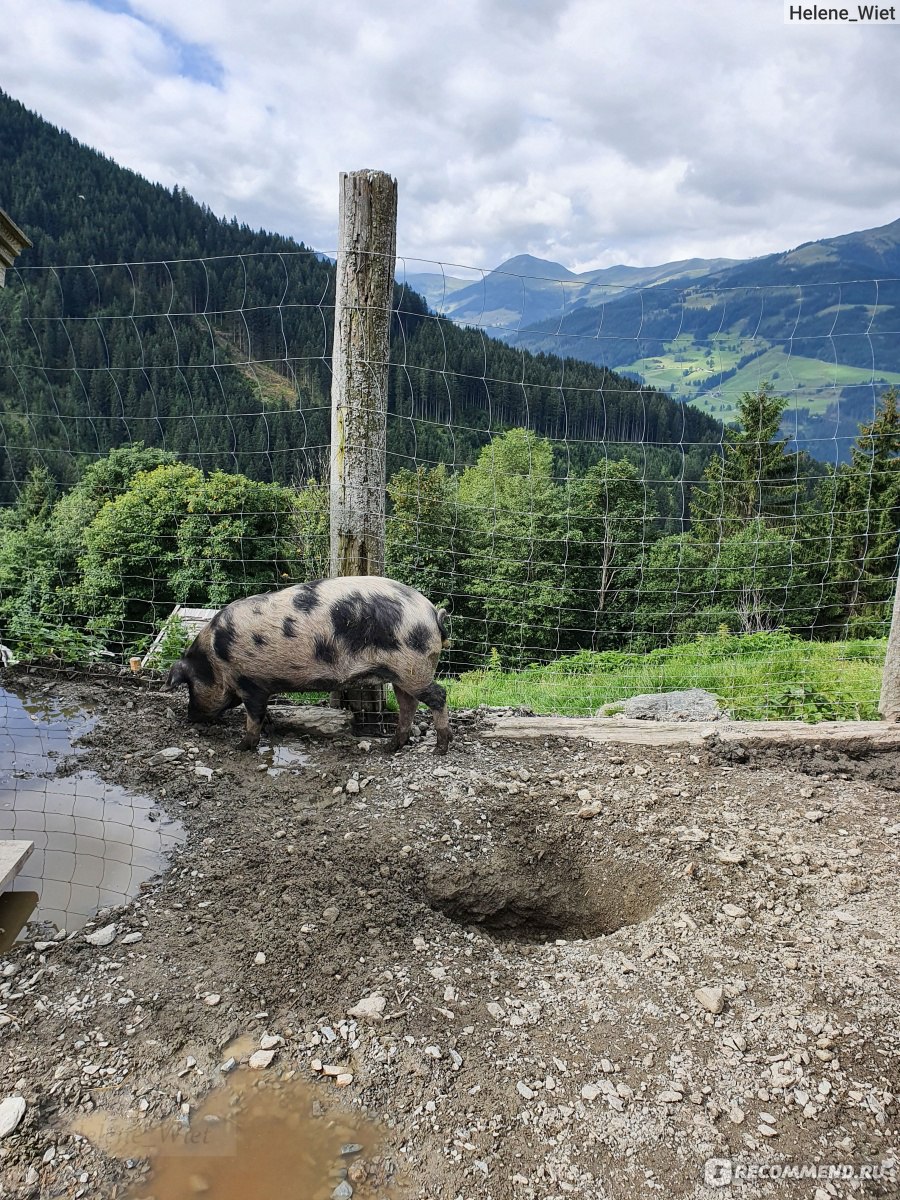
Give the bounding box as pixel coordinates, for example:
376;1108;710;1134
599;688;727;722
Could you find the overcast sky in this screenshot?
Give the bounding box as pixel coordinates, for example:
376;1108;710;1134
5;0;900;273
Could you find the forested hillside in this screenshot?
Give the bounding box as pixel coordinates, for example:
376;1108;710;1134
0;89;722;510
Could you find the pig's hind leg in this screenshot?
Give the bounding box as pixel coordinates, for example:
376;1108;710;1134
416;682;451;756
385;685;418;753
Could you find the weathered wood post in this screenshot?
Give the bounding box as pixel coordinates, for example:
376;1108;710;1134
879;566;900;720
329;169;398;724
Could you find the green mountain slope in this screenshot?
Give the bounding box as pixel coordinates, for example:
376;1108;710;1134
0;90;722;505
497;221;900;460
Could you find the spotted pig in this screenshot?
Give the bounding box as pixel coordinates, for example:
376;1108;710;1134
165;576;452;754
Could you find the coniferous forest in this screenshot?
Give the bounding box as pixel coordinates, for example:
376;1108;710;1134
1;89;899;688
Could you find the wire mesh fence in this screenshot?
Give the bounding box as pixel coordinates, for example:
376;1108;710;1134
1;248;898;720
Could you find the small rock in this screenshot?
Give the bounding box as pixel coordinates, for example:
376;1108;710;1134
722;904;747;918
323;907;340;924
658;1090;684;1104
345;779;360;795
727;1105;745;1124
694;985;725;1014
204;994;221;1006
577;802;603;819
0;1095;26;1137
335;1073;353;1087
332;1182;353;1200
576;788;592;803
259;1034;282;1051
194;765;214;780
340;1144;363;1157
717;849;746;865
220;1058;236;1074
33;941;55;952
254;952;266;965
804;810;825;822
120;932;143;945
516;1082;534;1100
152;747;185;762
84;924;117;947
347;994;386;1024
580;1084;601;1102
249;1049;276;1069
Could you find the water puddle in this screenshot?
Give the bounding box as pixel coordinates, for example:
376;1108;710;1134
74;1071;398;1200
0;685;184;936
258;742;310;777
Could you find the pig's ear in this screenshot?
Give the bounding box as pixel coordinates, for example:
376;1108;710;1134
165;660;189;690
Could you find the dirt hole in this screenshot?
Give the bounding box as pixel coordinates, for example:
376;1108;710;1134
424;846;667;943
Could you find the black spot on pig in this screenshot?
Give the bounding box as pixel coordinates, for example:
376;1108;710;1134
252;632;268;647
330;592;402;655
212;618;237;662
405;622;432;654
186;646;215;686
282;616;297;638
292;581;322;613
314;635;337;665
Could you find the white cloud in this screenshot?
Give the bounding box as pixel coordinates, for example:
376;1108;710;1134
4;0;899;271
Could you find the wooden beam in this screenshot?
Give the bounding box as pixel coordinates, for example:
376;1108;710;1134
0;841;34;892
0;209;33;287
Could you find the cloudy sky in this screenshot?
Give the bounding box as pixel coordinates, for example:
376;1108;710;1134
4;0;900;273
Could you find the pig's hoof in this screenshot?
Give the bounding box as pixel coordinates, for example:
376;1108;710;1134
383;736;407;755
237;736;259;752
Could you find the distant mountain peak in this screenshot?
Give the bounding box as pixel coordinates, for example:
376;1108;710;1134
490;254;578;281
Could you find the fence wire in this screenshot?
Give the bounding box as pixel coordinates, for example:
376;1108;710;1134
0;252;898;721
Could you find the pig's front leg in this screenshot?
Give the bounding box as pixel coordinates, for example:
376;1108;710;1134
236;677;269;752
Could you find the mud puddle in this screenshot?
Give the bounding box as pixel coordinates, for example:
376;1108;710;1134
74;1071;395;1200
258;742;310;776
0;684;184;935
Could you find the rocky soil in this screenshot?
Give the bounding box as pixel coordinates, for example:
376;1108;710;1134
1;669;899;1200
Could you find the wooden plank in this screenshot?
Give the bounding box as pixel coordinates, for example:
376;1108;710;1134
486;715;900;749
141;605;219;668
0;840;34;891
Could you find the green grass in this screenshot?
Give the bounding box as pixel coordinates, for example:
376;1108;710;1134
446;632;885;721
622;334;758;394
691;349;900;420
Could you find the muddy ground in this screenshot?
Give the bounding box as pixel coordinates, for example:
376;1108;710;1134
1;668;899;1200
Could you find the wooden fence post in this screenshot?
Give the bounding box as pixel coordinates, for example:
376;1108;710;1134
329;169;398;724
879;568;900;720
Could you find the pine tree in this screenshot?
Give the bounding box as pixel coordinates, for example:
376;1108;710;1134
690;384;800;540
830;388;900;633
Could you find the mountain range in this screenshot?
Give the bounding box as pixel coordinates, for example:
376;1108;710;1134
406;221;900;459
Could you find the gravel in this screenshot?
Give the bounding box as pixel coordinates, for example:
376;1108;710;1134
0;672;898;1199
